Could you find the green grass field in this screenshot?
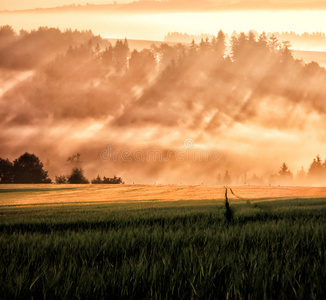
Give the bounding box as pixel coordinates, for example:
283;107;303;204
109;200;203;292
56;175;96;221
0;185;326;299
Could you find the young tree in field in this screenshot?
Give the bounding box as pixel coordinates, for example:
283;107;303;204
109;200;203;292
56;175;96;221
55;175;68;184
91;175;124;184
13;153;51;183
0;158;14;183
67;167;89;184
91;175;102;184
102;175;124;184
68;168;89;184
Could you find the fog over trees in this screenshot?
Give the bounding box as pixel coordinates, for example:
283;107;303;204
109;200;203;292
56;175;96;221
1;26;326;185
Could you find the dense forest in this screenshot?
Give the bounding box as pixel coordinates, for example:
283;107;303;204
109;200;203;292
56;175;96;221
1;25;326;185
1;26;323;125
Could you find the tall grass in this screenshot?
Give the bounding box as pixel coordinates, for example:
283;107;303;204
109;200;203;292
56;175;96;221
0;198;326;299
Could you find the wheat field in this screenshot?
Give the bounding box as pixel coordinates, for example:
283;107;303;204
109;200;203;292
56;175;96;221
1;185;326;299
1;184;326;207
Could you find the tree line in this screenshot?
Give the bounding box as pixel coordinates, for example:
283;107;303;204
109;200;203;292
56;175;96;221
0;153;124;184
217;156;326;186
1;152;326;185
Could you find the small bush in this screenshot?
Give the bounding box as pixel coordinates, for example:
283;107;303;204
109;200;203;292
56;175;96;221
91;175;124;184
67;168;89;184
55;175;68;184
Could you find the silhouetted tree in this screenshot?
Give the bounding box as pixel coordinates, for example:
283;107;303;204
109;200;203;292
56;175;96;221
157;43;178;70
102;175;124;184
91;175;102;184
308;155;325;178
199;37;209;53
0;158;14;183
0;25;16;38
55;175;68;184
67;167;89;184
258;32;268;48
91;175;124;184
215;30;226;59
231;32;248;62
280;41;293;64
269;34;279;53
189;39;197;56
113;38;130;71
223;170;232;185
13;153;51;183
278;162;293;179
101;45;113;66
0;25;16;49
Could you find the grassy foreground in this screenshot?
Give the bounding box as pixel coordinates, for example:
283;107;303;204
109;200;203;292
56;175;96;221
0;189;326;299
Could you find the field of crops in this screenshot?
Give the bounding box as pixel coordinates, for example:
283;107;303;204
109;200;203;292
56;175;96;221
1;185;326;299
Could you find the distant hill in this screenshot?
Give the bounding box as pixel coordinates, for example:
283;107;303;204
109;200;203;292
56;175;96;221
3;1;326;13
293;50;326;68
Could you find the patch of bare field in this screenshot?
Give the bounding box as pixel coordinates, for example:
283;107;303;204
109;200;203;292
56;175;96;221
1;184;326;207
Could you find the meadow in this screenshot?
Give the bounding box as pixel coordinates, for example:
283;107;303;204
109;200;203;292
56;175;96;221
0;185;325;299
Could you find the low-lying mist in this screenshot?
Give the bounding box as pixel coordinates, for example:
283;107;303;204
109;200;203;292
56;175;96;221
1;26;326;185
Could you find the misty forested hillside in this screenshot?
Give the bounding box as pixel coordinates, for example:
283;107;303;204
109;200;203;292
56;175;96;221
1;26;326;184
2;26;326;126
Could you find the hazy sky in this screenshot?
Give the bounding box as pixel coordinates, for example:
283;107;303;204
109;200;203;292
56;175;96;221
0;0;130;10
1;0;326;11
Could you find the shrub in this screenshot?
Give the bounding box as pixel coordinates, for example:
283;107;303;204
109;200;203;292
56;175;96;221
67;168;89;184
